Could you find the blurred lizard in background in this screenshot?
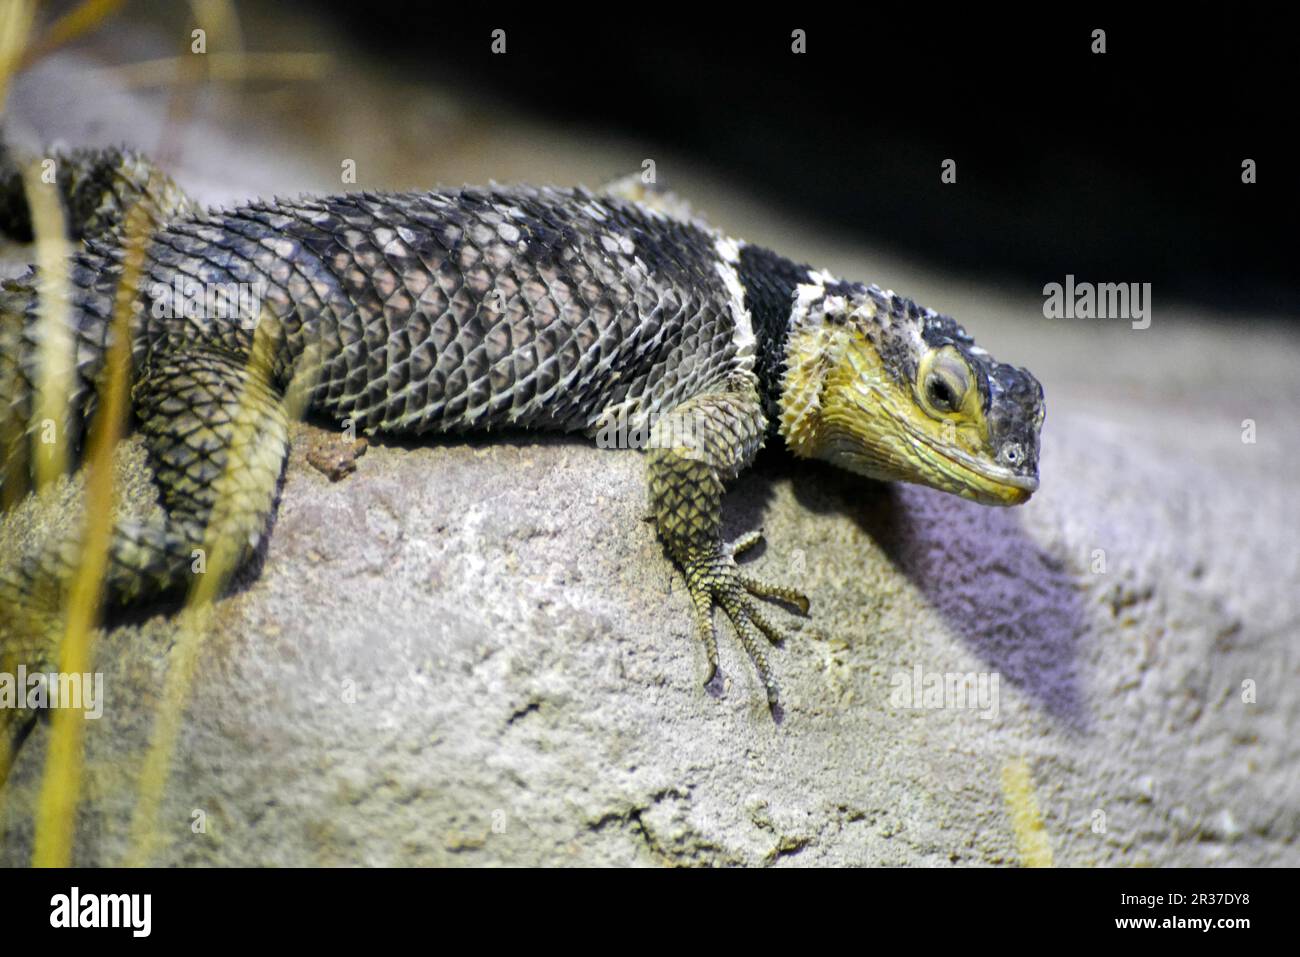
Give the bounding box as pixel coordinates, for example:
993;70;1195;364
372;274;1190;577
0;146;1043;770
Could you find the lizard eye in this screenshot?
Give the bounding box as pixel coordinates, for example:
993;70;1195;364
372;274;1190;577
926;375;958;411
920;349;971;415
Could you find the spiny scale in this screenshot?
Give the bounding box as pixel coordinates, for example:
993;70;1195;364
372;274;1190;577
139;186;758;436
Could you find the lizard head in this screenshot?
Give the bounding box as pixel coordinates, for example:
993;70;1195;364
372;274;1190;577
777;277;1044;506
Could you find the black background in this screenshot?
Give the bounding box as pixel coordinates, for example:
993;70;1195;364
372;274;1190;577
293;5;1295;317
1;865;1281;940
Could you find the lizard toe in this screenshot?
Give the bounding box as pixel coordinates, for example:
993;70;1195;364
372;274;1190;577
684;542;805;710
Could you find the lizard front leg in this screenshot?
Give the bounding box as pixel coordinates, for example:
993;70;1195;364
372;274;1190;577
646;373;810;709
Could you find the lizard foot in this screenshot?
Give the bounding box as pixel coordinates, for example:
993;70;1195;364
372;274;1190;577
683;530;810;709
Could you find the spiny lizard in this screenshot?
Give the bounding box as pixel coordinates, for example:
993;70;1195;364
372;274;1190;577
0;148;1044;764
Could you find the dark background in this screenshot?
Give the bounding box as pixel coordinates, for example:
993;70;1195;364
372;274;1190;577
293;5;1295;318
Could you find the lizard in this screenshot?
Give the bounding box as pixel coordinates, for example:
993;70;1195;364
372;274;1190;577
0;146;1044;769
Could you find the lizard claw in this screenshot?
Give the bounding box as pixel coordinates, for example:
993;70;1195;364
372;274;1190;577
684;531;810;709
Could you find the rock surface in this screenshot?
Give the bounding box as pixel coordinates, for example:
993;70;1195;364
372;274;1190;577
1;29;1297;866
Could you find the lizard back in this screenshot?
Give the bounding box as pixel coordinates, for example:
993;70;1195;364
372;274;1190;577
139;185;758;436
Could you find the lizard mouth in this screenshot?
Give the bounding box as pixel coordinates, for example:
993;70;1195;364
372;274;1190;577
819;419;1038;506
893;418;1038;505
921;439;1039;505
932;442;1038;490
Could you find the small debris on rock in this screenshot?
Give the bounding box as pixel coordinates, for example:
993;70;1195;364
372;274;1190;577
307;433;369;481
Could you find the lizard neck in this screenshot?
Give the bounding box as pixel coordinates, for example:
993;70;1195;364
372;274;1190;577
735;243;812;426
775;318;843;460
